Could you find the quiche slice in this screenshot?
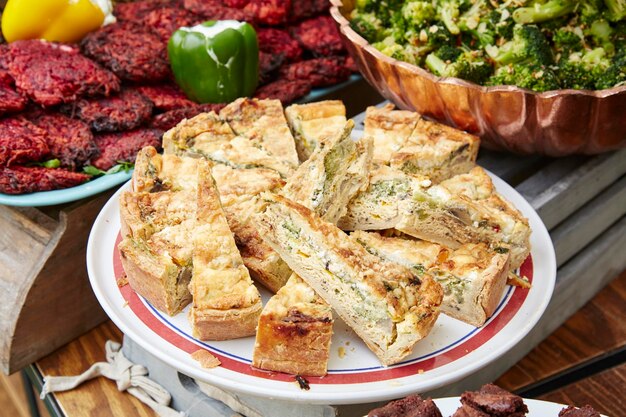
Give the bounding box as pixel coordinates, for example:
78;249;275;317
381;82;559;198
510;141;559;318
389;117;480;183
282;119;373;223
364;104;420;162
256;194;443;365
188;162;262;340
338;164;483;248
284;100;347;162
162;111;294;179
352;231;510;327
364;104;479;183
252;273;333;376
118;153;204;316
440;167;531;270
220;98;299;168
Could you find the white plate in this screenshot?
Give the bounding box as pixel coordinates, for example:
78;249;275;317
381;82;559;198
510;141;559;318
87;162;556;405
433;398;598;417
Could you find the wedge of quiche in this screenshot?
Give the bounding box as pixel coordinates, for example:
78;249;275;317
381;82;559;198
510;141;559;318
284;100;347;162
338;164;483;248
188;162;262;340
118;151;203;316
252;273;333;376
283;119;373;223
162;112;294;179
220;98;299;168
364;104;479;183
256;194;443;366
353;231;510;327
440;167;531;270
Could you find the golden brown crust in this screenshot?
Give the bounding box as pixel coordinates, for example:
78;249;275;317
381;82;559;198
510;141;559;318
118;237;192;316
220;98;299;168
285;100;347;162
189;302;262;341
191;350;221;369
252;274;333;376
365;104;479;183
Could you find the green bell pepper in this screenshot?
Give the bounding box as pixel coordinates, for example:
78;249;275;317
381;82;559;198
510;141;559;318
168;20;259;104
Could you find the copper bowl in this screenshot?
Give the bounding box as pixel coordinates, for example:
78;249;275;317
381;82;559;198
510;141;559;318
330;0;626;156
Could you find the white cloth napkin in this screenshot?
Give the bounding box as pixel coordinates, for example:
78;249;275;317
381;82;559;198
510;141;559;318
40;340;184;417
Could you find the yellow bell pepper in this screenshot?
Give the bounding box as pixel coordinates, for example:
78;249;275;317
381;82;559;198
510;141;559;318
1;0;109;43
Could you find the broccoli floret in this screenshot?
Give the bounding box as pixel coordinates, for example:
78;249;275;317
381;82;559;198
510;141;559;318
488;24;554;65
355;0;377;12
595;64;626;89
604;0;626;22
425;50;493;83
435;45;463;62
402;1;437;29
558;47;612;89
436;0;473;35
587;19;615;54
350;12;385;43
456;0;497;47
553;27;584;51
373;36;428;66
487;8;516;40
512;0;578;24
487;63;560;92
577;0;603;25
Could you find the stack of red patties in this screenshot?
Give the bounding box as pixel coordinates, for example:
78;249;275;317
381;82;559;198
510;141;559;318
0;39;163;194
452;384;528;417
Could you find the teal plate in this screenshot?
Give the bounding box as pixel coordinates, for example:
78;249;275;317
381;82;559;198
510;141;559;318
0;171;132;207
0;75;362;207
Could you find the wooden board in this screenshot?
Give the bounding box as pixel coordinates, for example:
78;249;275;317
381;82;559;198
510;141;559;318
0;191;113;374
36;321;156;417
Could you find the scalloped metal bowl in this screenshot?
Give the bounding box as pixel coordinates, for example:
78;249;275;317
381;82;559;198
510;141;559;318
330;0;626;156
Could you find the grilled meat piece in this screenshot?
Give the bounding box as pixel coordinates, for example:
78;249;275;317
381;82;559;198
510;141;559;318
0;165;90;194
244;0;291;25
289;0;329;21
142;7;201;42
254;79;311;104
64;90;153;133
135;84;196;111
0;44;10;70
291;16;344;57
0;75;28;115
223;0;249;7
7;40;120;106
183;0;253;20
92;128;163;170
114;0;177;22
259;51;285;85
150;103;226;131
81;21;170;82
0;116;49;166
257;28;302;63
28;112;98;169
279;57;350;87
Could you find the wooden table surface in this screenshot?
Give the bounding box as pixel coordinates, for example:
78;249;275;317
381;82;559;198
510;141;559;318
25;269;626;417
